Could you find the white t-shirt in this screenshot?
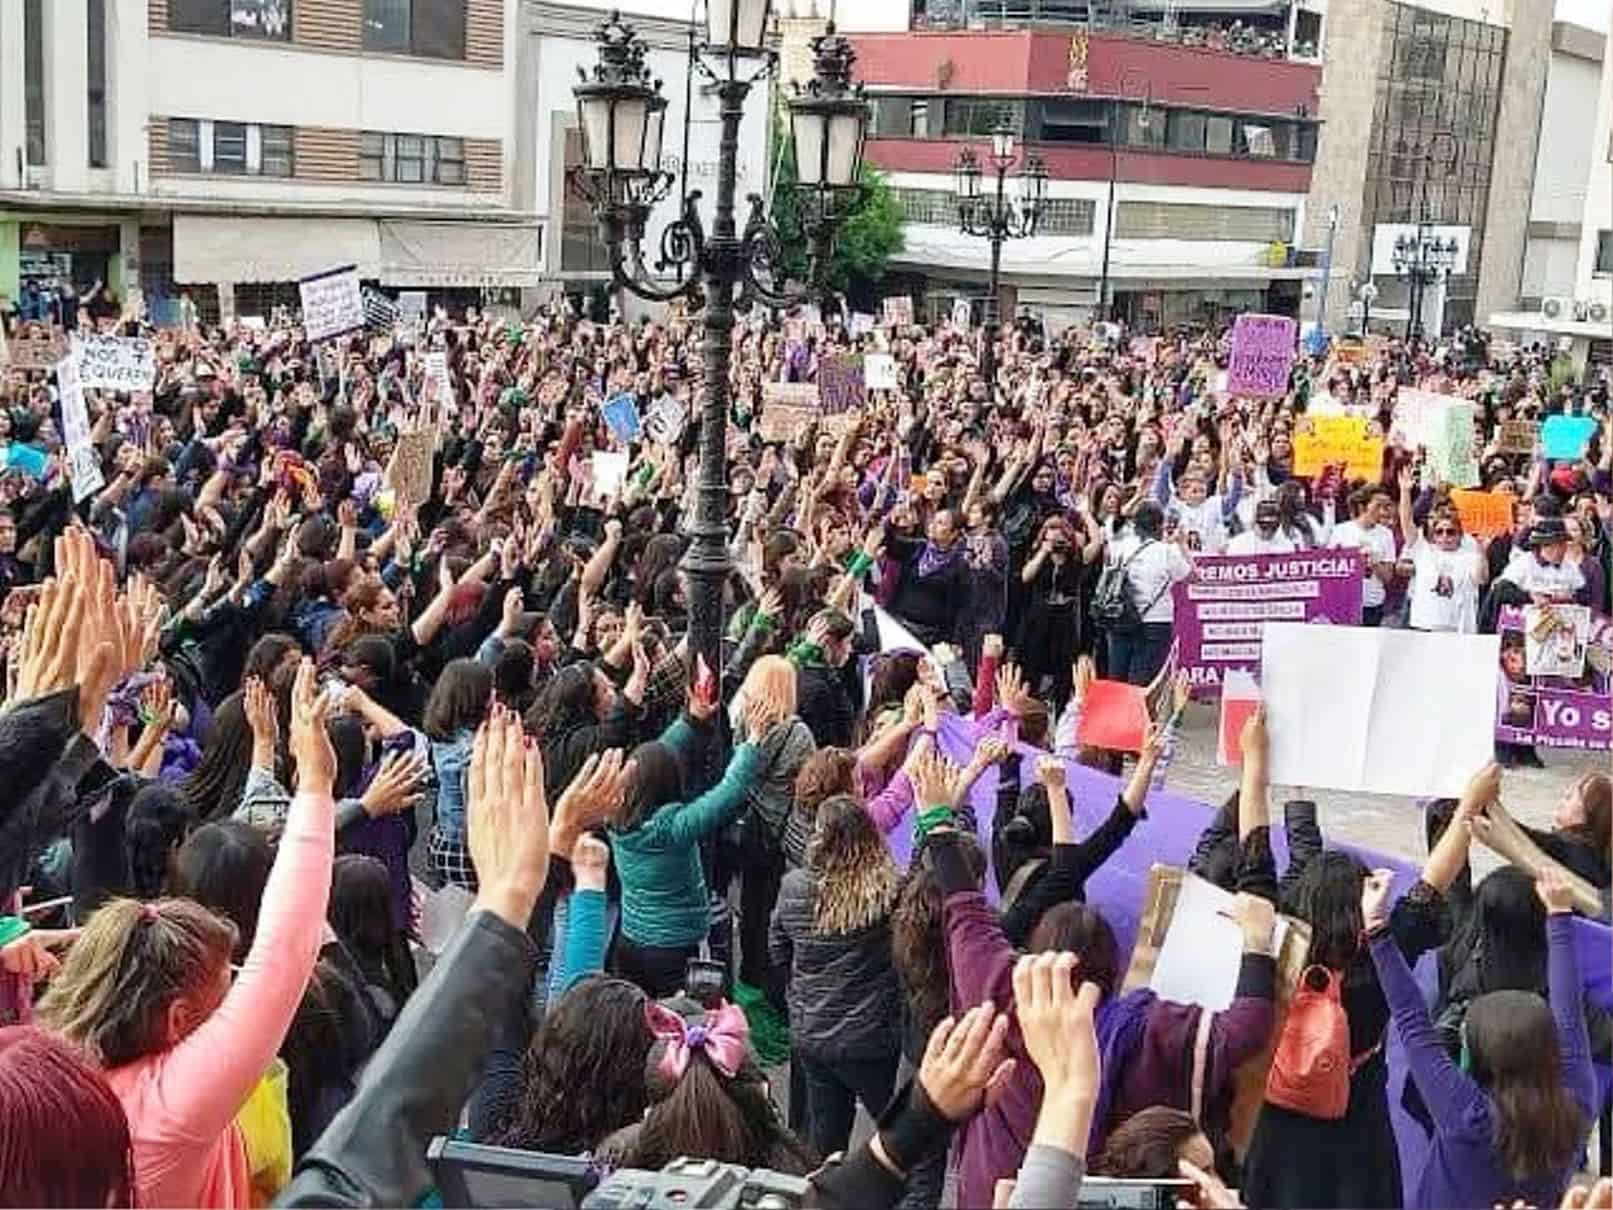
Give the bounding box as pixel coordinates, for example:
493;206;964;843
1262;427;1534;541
1501;550;1585;600
1226;529;1298;556
1331;519;1398;609
1407;535;1482;632
1108;534;1193;623
1169;494;1230;555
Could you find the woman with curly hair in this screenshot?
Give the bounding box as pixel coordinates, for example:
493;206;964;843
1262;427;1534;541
493;976;653;1155
769;794;903;1157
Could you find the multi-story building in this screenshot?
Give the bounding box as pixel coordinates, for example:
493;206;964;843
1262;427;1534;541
1485;0;1611;375
826;0;1327;330
0;0;536;324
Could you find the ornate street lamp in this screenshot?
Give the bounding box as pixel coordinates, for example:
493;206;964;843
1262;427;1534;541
1388;131;1459;341
570;6;869;690
955;113;1046;389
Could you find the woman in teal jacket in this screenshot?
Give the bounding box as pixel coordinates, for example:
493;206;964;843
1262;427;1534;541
610;690;783;998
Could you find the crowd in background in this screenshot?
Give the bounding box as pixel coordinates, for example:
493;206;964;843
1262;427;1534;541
0;293;1609;1209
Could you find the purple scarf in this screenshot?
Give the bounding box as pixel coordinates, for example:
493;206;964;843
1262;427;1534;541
916;540;963;578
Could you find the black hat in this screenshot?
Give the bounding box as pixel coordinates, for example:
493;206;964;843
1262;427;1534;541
1528;516;1570;548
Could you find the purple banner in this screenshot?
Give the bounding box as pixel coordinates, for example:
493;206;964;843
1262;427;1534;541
1494;606;1613;750
1173;551;1364;697
1226;313;1297;398
817;353;866;415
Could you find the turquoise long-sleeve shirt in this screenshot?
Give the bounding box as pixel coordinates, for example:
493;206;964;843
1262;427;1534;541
610;716;760;949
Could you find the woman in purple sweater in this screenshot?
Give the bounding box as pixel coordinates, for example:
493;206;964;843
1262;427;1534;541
923;828;1276;1210
1365;865;1596;1210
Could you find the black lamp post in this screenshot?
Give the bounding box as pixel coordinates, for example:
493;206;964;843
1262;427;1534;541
570;7;868;686
1389;131;1459;341
954;115;1046;391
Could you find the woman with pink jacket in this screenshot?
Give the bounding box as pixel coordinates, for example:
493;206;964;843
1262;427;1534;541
40;659;337;1209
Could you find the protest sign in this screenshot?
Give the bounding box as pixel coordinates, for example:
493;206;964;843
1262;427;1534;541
1263;623;1499;797
397;291;427;327
1331;340;1367;367
422;350;450;409
881;296;913;329
1495;606;1612;750
864;352;898;391
1523;603;1593;679
817;353;866;415
5;325;68;371
848;312;876;337
298;265;365;342
1389;388;1446;448
950;298;973;331
384;429;435;506
1541;414;1598;461
1217;669;1261;766
56;352;105;504
601;393;642;443
1426;397;1479;487
74;334;157;392
1148;872;1293;1012
757;402;820;444
1496;418;1538;455
1449;488;1514;539
1075;679;1149;753
1292;415;1384;480
1226;314;1296;398
590;450;629;502
643;395;688;445
1172;551;1364;697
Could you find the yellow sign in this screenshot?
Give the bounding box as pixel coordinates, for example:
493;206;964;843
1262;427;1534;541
1294;415;1385;480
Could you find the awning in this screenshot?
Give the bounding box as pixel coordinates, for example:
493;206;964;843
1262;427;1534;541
377;220;546;287
174;214;548;286
174;215;381;283
1130;0;1288;11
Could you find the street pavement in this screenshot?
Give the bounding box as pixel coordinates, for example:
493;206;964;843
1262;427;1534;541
1164;705;1596;871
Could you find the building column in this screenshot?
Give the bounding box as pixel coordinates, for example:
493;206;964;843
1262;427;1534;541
109;0;151;194
1475;0;1553;326
0;1;25;190
42;0;90;193
1302;0;1388;335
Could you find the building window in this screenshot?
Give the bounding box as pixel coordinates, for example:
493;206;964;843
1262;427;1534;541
944;99;1020;137
88;0;109;167
562;127;611;273
24;0;45;166
1036;99;1107;145
166;118;293;176
359;132;469;185
1167;110;1207;153
363;0;466;59
1239;123;1277;158
1205;115;1234;156
260;125;295;177
1116;201;1295;242
1596;231;1613;276
170;119;203;173
214;121;249;174
169;0;291;39
1121;104;1165;148
1039;197;1096;236
893;188;956;225
909;99;929;138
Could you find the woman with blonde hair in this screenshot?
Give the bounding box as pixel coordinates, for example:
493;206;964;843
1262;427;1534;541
769;793;904;1157
37;659;336;1209
732;655;817;1005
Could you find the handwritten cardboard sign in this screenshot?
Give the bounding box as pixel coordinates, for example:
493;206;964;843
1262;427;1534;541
1226;314;1297;398
385;429;435;507
1496;419;1538;455
1449;489;1514;539
75;334;157;392
299;265;365;343
1293;415;1384;480
817;353;865;415
881;296;913;329
864;352;898;391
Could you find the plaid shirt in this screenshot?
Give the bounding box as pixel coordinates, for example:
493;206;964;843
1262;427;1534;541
643;646;689;736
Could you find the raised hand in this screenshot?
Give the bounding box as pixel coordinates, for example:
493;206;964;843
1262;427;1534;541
288;658;336;798
552;749;630;855
467;703;551;927
916;1002;1015;1123
361;749;429;818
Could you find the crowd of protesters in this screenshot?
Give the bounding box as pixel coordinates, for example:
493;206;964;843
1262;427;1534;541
0;291;1610;1210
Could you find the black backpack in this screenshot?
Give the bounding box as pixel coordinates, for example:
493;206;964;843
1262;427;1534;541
1089;539;1156;631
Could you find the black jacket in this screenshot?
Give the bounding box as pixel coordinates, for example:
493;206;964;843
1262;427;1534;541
770;867;902;1061
795;661;858;750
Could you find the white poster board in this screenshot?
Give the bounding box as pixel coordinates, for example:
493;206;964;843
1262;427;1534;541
397;290;427;326
1151;874;1290;1011
56;353;105;503
864;352;898;391
74;334;157;392
1262;622;1499;797
298;265;365;342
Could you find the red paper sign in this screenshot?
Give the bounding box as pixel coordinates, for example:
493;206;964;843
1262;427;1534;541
1076;679;1148;753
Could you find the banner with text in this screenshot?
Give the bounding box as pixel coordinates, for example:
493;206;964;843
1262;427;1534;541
74;334;157;392
299;265;366;343
1172;550;1365;697
1226;313;1297;398
1495;605;1612;750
